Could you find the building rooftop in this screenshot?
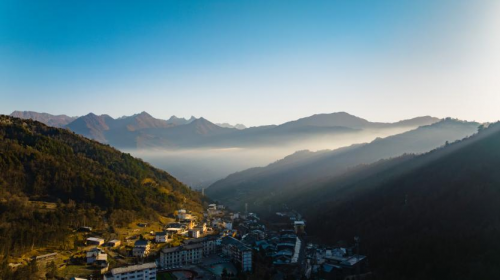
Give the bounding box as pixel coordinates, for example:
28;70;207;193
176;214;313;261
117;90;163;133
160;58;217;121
134;240;150;247
111;262;156;275
161;243;203;253
183;235;217;245
221;236;252;252
33;253;57;260
166;227;183;231
340;255;366;267
87;237;104;242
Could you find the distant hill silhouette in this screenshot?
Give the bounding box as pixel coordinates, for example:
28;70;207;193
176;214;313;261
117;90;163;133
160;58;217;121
206;119;479;209
278;112;438;129
216;123;247;130
259;122;500;280
10;111;77;127
14;110;438;149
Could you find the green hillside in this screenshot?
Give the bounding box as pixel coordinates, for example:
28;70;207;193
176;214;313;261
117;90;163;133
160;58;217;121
0;115;204;272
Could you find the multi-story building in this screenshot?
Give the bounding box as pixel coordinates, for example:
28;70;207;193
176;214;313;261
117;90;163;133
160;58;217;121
132;240;151;258
159;243;203;268
183;236;217;256
221;236;252;272
103;262;157;280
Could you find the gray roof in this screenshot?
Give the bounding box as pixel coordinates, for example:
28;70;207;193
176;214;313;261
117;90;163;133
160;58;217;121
34;253;57;260
221;236;252;252
183;235;218;245
134;239;150;247
111;262;156;275
161;243;203;254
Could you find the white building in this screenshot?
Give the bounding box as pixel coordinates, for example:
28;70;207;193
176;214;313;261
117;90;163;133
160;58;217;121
87;237;105;246
208;204;217;210
155;232;170;243
103;262;157;280
86;248;107;265
159;243;203;268
166;227;184;234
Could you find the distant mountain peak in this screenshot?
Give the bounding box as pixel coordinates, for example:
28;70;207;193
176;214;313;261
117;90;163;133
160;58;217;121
184;117;228;135
10;110;77;127
166;115;197;126
216;123;247;130
280;111;370;129
137;111;152;117
191;117;212;126
85;112;99;118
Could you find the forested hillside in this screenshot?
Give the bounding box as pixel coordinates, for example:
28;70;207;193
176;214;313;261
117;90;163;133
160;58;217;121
263;123;500;280
0;116;204;262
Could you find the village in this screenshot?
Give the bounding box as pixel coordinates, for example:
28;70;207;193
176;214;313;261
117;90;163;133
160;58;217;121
26;203;369;280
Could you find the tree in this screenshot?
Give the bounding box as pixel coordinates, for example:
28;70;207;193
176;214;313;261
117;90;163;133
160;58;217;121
221;267;229;279
45;261;57;279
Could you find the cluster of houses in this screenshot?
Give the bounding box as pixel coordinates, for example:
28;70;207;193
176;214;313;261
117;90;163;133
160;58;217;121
157;204;254;273
158;209;210;239
306;243;368;279
60;203;368;279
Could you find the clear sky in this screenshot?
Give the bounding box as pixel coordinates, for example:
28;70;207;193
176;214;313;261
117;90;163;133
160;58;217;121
1;0;499;126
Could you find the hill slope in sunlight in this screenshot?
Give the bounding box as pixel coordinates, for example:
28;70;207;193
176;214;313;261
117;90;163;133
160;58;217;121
0;115;204;258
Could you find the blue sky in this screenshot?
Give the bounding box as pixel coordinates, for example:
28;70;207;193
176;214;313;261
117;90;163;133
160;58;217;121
1;0;499;126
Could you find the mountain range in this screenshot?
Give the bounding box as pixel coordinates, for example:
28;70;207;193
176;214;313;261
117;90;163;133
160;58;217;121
10;111;439;150
206;118;480;210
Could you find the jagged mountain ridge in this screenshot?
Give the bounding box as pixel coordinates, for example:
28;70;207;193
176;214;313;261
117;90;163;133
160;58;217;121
11;110;440;149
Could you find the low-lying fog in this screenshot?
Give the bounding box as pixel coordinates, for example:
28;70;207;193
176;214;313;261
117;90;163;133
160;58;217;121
127;126;416;189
